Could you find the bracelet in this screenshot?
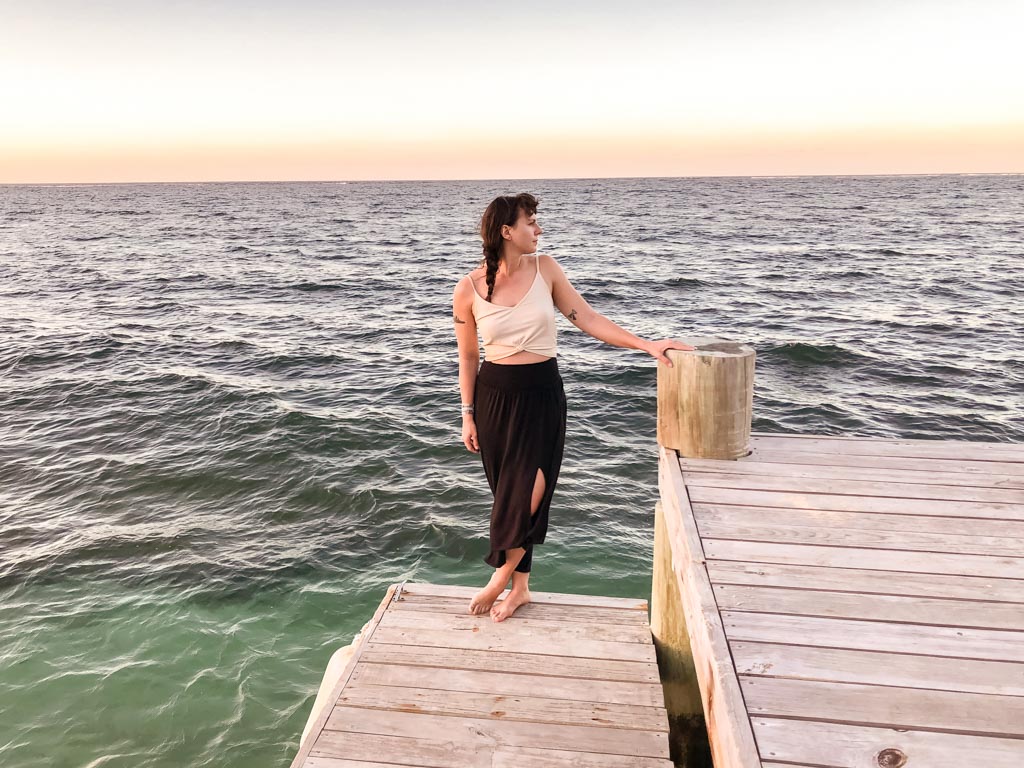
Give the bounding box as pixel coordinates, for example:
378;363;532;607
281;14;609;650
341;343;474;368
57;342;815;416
461;404;475;414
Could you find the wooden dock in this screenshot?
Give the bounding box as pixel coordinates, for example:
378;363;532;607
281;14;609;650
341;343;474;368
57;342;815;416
658;431;1024;768
290;582;674;768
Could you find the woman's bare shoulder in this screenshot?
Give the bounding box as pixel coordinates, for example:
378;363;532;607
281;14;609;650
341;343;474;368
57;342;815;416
537;253;564;280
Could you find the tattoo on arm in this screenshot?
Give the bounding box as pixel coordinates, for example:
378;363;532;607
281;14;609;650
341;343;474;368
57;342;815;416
568;309;578;322
453;314;466;325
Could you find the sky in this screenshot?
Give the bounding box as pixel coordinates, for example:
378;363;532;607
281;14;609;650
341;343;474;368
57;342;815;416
1;0;1022;182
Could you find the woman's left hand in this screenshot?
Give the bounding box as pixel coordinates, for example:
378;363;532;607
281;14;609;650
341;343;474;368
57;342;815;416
644;339;695;367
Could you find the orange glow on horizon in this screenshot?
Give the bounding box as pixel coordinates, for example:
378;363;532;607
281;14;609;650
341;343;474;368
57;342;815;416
3;125;1022;184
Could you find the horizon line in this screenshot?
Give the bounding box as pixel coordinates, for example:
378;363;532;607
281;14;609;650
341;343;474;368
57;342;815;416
3;170;1023;187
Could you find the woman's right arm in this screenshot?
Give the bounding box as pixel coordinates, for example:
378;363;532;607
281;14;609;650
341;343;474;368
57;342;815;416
452;277;480;453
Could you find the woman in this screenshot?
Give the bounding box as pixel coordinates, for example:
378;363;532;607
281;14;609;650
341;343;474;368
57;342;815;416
451;193;693;622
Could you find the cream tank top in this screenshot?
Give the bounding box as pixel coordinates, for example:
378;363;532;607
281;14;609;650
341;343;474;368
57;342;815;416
471;257;558;362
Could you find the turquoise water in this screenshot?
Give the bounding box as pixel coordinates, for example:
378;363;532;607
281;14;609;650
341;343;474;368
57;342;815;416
1;176;1021;766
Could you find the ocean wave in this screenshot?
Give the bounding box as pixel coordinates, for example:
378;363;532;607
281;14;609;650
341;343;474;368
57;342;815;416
760;342;873;367
665;276;708;288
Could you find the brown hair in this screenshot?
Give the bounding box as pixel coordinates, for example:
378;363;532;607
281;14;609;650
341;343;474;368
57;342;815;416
478;193;538;302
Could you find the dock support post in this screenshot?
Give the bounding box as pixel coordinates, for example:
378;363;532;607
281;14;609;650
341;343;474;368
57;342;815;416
652;338;755;767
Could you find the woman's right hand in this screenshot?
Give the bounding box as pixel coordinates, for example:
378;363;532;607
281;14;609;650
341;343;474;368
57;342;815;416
462;418;480;453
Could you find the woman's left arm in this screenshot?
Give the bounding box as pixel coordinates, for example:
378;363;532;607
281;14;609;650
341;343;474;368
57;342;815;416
542;254;694;366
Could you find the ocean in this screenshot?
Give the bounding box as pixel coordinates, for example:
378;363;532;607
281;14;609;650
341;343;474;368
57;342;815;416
1;175;1021;767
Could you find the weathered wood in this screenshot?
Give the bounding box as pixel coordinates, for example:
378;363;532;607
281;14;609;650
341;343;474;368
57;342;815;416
684;457;1024;488
360;643;660;683
378;606;652;644
688;485;1024;520
743;446;1024;476
664;433;1024;768
307;756;430;768
731;641;1024;696
681;469;1024;503
651;500;707;767
352;662;665;706
657;340;755;459
293;582;672;768
337;683;669;731
706;560;1024;603
751;716;1024;768
372;621;656;663
740;676;1024;737
722;612;1024;662
400;582;648;611
310;732;675;767
750;433;1024;462
703;538;1024;578
694;503;1024;539
658;445;762;768
713;583;1024;630
393;594;649;625
324;706;670;758
697;517;1023;558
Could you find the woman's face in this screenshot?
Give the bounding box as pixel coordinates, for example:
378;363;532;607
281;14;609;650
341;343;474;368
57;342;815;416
503;209;543;254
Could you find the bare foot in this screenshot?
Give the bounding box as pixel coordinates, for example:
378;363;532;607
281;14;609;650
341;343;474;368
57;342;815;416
490;588;531;622
468;575;508;615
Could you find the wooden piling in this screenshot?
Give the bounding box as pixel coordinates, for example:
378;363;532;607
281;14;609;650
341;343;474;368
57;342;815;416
656;339;755;460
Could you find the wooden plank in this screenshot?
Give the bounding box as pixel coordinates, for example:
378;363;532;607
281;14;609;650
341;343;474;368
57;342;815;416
290;584;399;768
714;583;1024;630
393;594;649;625
352;661;665;707
307;757;430;768
682;470;1024;504
750;433;1024;462
732;641;1024;697
310;731;673;767
752;716;1024;767
378;607;652;644
743;446;1024;476
752;431;1022;450
741;676;1024;738
695;503;1024;539
490;749;673;768
723;612;1024;663
696;516;1024;558
401;582;649;611
688;486;1024;520
370;624;655;663
706;560;1024;603
683;457;1024;488
324;706;670;759
360;643;661;683
703;539;1024;579
658;445;762;768
337;683;669;732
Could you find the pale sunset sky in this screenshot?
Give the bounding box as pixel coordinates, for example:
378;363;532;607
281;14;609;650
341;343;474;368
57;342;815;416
2;0;1022;183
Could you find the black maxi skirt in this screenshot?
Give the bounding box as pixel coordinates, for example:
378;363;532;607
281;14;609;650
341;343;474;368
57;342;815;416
474;358;567;570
